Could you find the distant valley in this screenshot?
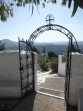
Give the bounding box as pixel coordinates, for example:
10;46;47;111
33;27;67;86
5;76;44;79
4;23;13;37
0;39;83;54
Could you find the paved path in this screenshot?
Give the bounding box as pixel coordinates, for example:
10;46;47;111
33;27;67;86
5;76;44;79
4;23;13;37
37;71;65;91
38;77;65;91
12;92;66;111
0;92;76;111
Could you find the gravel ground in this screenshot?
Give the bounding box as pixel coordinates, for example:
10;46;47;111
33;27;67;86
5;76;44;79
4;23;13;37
12;92;66;111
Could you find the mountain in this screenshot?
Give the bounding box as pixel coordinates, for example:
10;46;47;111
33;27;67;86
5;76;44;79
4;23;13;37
77;41;83;45
1;39;18;47
34;42;69;45
34;41;83;45
0;39;83;54
34;41;83;54
0;39;18;50
1;39;83;46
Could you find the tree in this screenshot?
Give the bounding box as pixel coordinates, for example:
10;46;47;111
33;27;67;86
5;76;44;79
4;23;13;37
42;46;46;63
0;0;83;22
32;46;40;54
72;44;81;53
42;46;45;54
38;58;49;71
48;51;58;59
0;41;5;51
0;0;13;22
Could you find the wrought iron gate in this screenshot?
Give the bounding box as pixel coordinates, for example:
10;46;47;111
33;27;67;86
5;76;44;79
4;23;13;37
27;14;79;111
65;38;72;110
18;38;35;97
18;14;79;110
65;37;79;111
0;14;80;111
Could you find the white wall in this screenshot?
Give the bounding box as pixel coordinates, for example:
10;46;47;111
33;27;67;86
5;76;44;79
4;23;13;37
68;53;83;106
0;87;21;97
0;51;22;97
58;55;66;76
0;51;38;97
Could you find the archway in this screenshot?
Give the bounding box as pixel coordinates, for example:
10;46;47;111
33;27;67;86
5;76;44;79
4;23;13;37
28;23;79;51
19;14;79;107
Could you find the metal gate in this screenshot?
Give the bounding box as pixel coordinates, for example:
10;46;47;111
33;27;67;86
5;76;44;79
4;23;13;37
27;14;79;111
65;38;72;110
18;14;79;110
65;37;79;110
18;38;35;97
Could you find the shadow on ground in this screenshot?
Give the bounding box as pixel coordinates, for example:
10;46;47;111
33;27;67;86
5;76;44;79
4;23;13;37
12;92;36;111
12;91;66;111
67;105;77;111
0;92;76;111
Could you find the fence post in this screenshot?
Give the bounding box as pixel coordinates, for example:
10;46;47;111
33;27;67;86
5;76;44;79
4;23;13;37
32;52;38;92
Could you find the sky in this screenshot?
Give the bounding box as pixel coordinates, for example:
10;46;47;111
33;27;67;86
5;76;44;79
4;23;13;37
0;1;83;43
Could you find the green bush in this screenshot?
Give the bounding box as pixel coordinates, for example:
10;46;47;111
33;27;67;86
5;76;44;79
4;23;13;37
49;58;58;73
48;51;58;59
38;58;49;71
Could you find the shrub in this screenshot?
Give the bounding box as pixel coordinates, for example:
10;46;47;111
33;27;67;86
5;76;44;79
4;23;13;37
49;57;58;73
38;58;49;71
48;51;58;59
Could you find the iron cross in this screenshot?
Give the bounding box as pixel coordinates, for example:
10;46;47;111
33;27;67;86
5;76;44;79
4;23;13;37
46;14;54;24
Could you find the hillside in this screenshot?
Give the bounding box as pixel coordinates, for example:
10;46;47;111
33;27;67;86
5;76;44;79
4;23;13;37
0;39;18;50
1;39;17;47
0;39;83;54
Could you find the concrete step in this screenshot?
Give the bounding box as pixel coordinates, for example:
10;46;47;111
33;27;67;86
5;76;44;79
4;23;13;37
37;87;64;99
37;77;65;91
